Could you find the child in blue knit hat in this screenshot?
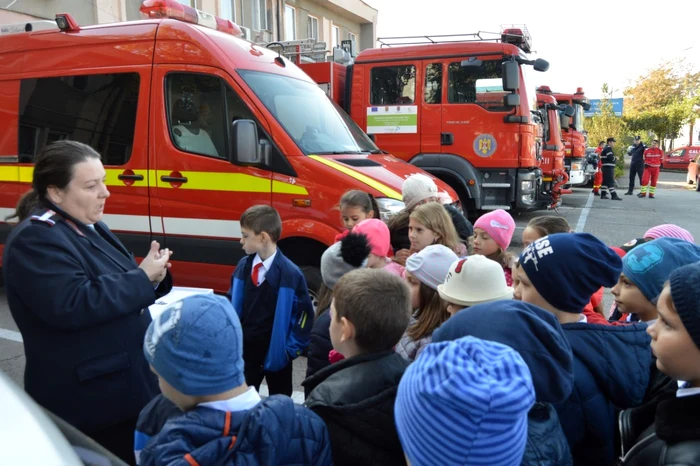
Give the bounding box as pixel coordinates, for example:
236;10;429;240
395;336;535;466
135;294;331;466
516;232;653;465
618;262;700;464
611;237;700;323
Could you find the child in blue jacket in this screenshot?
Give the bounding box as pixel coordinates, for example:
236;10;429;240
228;205;314;396
136;294;331;466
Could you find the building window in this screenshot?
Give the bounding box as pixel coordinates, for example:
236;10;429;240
424;63;442;104
19;73;140;165
332;25;340;48
370;65;416;105
284;4;295;40
220;0;235;22
348;31;356;43
176;0;195;7
252;0;267;31
307;15;319;40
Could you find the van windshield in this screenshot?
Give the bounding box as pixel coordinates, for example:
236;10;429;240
238;70;379;155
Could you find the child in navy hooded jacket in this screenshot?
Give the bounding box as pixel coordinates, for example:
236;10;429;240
135;294;331;466
433;300;574;465
515;233;652;465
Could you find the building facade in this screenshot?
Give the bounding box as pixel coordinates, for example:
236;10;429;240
1;0;377;54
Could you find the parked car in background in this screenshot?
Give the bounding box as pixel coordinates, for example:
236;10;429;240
686;152;700;191
664;145;700;170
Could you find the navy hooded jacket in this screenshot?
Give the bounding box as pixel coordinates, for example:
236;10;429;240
556;322;652;465
138;395;332;466
433;301;574;466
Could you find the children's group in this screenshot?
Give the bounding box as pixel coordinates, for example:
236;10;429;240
135;173;700;466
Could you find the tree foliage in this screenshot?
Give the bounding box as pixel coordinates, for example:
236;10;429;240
623;60;700;149
586;84;628;177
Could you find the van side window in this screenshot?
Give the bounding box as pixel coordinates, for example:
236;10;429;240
19;73;139;164
424;64;442;104
370;65;416;105
448;60;507;111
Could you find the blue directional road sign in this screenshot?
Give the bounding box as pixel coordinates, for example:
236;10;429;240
585;98;624;117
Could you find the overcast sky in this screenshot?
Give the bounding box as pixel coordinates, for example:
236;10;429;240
366;0;699;99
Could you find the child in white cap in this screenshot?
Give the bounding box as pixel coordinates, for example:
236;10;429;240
396;245;459;361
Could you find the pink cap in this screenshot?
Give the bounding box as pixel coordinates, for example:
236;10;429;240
473;209;516;250
353;219;390;257
644;224;695;244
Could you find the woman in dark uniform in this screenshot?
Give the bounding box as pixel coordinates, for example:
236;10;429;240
3;141;174;464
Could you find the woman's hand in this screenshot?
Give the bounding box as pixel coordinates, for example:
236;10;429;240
139;241;173;284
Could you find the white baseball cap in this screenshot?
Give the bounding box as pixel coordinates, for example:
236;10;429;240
438;255;514;307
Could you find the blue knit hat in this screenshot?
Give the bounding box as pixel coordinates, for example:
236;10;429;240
433;300;573;404
519;233;622;313
144;294;245;396
395;336;535;466
623;237;700;303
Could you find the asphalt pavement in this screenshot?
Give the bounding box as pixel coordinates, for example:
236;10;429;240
1;168;698;399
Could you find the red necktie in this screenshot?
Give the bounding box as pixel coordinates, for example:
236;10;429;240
251;262;263;286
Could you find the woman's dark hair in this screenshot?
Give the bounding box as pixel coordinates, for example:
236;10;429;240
316;284;333;316
8;141;101;222
526;216;571;238
338;190;379;218
407;281;449;341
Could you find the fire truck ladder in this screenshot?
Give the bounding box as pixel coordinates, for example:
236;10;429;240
377;25;532;53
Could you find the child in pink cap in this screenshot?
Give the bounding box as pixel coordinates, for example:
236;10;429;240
473;209;516;286
353;219;404;277
644;224;695;243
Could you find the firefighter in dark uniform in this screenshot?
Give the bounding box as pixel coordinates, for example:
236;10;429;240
600;137;622;201
3;141;173;465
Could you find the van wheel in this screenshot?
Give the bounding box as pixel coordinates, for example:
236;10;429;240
301;265;322;314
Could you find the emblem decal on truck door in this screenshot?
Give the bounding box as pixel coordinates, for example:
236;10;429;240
474;134;497;158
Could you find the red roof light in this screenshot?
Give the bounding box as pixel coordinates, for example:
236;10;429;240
140;0;242;37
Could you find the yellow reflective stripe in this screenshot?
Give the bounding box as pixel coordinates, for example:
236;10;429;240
308;155;402;200
0;166;307;194
300;311;307;329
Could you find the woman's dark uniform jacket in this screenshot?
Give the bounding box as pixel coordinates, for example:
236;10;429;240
3;204;172;434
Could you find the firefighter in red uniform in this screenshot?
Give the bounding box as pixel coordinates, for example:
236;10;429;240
592;140;605;195
638;139;663;198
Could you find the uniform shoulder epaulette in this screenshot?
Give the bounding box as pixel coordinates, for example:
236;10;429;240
30;209;60;226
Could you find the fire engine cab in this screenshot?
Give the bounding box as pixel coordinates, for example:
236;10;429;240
0;1;458;295
271;26;552;215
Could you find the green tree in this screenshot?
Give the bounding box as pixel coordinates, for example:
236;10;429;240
585;83;628;178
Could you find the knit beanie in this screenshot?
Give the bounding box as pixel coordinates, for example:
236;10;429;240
320;232;371;290
670;261;700;351
433;300;573;404
405;244;459;291
519;233;622;313
644;224;695;243
395;336;535;466
144;294;244;396
474;209;516;250
622;237;700;302
402;174;438;211
353;219;390;257
437;255;513;307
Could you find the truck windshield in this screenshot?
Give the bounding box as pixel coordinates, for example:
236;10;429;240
238;70;379;155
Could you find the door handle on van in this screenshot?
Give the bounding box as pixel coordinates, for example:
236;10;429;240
161;175;188;183
441;132;454;146
118;173;144;181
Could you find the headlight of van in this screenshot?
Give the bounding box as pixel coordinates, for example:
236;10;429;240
376;198;405;222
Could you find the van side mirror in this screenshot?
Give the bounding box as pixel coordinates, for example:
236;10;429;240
533;58;549;72
504;94;520;107
563;104;575;118
502;61;520;91
230;120;261;165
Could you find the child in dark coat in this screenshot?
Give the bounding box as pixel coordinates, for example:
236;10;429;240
619;262;700;465
303;268;412;466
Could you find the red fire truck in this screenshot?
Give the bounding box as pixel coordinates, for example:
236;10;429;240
278;27;551;215
0;1;459;296
538;87;591;187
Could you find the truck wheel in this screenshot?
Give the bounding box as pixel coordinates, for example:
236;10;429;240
301;265;322;314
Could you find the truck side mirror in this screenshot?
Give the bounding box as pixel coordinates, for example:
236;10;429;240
560;112;570;130
502;61;520;92
504;94;520;107
533;58;549;72
563;105;575;118
582;102;591;111
230;119;261;165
